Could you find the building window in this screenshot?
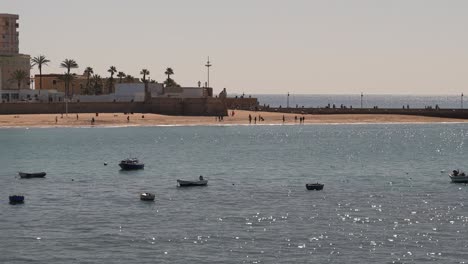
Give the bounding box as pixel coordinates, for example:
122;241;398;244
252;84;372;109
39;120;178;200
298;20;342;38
12;93;19;100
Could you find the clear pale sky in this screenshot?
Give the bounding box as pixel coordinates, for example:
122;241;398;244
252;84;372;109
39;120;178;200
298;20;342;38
1;0;467;94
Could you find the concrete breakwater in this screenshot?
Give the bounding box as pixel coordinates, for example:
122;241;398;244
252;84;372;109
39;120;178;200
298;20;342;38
259;107;468;119
0;98;228;116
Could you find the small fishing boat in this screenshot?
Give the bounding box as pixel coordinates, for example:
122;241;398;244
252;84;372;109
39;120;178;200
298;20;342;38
177;176;208;187
306;183;324;191
449;170;468;183
140;192;155;201
18;172;46;178
9;195;24;204
119;158;144;170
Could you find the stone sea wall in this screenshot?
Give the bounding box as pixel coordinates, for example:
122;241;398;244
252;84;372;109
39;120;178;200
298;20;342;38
0;98;228;116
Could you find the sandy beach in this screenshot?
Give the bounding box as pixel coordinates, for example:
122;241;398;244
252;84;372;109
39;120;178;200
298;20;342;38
0;110;466;128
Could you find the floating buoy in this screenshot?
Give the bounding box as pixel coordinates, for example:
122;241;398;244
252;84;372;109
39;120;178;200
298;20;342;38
9;195;24;204
104;162;108;166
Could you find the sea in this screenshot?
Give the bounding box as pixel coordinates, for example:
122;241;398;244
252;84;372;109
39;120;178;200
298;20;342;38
1;95;468;263
253;94;465;109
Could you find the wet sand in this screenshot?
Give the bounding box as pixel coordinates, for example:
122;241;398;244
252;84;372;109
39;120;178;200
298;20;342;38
0;110;465;128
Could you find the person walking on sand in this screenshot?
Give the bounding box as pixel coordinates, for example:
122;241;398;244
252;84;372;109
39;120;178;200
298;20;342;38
249;114;252;124
55;116;58;124
91;117;95;125
282;115;285;123
76;114;79;120
254;116;257;124
127;116;130;122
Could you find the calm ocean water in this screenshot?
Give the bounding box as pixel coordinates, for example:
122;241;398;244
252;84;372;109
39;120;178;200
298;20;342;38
1;124;468;263
253;94;465;109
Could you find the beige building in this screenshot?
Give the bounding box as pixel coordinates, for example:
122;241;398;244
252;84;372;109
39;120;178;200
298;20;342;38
0;13;30;91
34;74;89;96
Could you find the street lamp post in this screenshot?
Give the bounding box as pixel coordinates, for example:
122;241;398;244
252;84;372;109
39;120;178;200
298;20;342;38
287;92;290;108
462;93;464;109
205;57;212;88
360;92;363;109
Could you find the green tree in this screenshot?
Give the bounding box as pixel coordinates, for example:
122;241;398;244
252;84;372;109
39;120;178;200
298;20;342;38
125;75;135;83
31;55;50;93
140;69;149;83
60;59;79;97
58;73;76;95
117;71;126;83
9;69;29;90
107;66;117;93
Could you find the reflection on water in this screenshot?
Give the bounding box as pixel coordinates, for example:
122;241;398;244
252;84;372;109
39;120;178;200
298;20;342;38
1;124;468;263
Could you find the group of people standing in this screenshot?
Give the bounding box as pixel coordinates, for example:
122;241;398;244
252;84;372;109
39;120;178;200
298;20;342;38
248;114;265;124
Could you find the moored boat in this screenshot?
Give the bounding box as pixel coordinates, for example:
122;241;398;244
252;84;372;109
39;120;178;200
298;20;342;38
119;158;144;170
449;170;468;183
18;172;46;178
306;183;324;190
140;192;155;201
9;195;24;204
177;176;208;187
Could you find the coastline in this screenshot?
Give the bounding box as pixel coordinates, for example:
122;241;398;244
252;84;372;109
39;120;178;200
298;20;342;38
0;110;466;128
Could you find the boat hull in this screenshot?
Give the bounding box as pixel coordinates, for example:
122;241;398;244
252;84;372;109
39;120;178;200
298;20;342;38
119;163;144;170
19;172;46;178
140;193;155;201
177;180;208;187
449;175;468;183
9;195;24;204
306;184;324;190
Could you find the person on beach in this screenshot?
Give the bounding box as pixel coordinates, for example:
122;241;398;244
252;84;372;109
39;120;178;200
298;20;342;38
295;116;297;122
127;116;130;122
91;117;95;125
249;114;252;124
254;116;257;124
55;116;58;123
282;115;285;123
76;114;79;120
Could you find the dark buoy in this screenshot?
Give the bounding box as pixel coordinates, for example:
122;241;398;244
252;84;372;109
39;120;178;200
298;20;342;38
104;162;108;166
9;195;24;204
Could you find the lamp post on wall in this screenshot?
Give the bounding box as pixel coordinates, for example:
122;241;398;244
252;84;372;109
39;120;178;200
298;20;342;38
287;92;290;108
462;93;464;109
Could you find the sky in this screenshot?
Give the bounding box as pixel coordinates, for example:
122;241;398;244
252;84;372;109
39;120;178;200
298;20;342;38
1;0;468;95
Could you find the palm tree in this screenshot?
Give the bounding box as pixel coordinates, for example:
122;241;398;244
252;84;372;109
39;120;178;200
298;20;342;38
117;71;126;83
83;67;93;94
91;74;103;95
10;69;29;90
140;69;149;83
165;67;174;80
58;73;76;95
107;66;117;93
31;55;50;93
60;59;79;97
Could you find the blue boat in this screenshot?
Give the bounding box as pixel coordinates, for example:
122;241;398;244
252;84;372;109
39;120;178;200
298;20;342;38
9;195;24;204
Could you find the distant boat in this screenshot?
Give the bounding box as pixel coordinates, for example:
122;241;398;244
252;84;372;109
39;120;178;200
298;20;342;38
119;158;144;170
306;183;324;190
177;176;208;187
140;192;155;201
18;172;46;178
9;195;24;204
449;170;468;183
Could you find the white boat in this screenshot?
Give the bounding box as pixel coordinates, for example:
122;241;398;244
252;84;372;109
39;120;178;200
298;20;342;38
449;170;468;183
177;176;208;187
